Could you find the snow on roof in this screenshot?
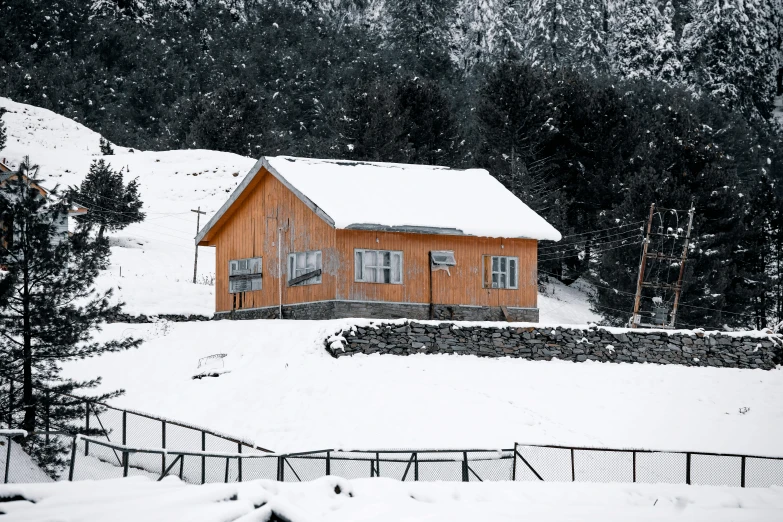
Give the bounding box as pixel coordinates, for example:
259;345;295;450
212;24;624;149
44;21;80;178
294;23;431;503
197;156;561;243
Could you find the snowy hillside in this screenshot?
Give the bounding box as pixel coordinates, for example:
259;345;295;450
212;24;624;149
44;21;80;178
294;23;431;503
0;97;255;316
62;319;783;455
0;96;600;321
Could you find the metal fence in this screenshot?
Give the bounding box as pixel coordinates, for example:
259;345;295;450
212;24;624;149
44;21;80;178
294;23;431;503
0;377;272;465
4;432;782;488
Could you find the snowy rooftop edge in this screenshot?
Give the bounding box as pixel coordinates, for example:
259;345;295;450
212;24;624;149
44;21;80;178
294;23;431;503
197;156;562;244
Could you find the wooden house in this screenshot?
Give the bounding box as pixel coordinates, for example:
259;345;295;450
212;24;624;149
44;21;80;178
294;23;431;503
0;162;88;246
196;157;561;321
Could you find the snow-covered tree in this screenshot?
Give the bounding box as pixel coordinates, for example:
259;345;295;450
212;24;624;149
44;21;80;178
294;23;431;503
520;0;610;75
681;0;779;119
655;1;683;83
610;0;670;81
451;0;522;72
0;158;139;475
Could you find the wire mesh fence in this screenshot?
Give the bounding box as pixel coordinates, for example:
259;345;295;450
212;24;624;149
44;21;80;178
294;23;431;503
3;434;783;488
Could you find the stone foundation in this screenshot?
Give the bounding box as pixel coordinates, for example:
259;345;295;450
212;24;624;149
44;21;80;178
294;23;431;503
325;322;783;370
214;300;539;322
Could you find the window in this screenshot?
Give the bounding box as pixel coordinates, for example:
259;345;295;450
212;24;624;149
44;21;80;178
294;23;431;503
483;255;518;289
430;250;456;275
288;250;322;286
229;257;262;293
355;249;403;284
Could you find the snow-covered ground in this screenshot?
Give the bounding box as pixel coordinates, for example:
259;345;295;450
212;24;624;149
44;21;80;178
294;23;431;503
61;319;783;455
0;96;255;316
0;96;598;321
2;476;782;522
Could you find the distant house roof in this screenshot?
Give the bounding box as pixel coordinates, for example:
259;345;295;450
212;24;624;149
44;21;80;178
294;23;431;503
196;156;562;245
0;169;87;215
0;159;10;173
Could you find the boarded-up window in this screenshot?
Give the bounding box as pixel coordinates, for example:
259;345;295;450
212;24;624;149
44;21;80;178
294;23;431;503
288;250;322;286
482;255;518;289
354;249;403;284
229;257;262;293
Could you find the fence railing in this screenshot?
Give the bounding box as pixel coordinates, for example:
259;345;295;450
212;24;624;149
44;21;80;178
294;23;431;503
4;432;782;488
0;377;272;463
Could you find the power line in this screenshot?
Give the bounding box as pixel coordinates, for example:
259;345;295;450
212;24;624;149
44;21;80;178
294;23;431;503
538;229;644;252
538;239;643;261
542;220;646;242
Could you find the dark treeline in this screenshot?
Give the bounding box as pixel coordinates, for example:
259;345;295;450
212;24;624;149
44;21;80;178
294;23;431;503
0;0;781;329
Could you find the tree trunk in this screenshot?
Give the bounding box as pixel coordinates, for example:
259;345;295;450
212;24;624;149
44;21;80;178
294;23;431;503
98;224;106;240
21;255;35;436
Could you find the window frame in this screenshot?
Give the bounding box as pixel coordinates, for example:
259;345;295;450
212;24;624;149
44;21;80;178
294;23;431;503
483;255;519;290
287;250;323;286
228;256;262;294
354;249;403;285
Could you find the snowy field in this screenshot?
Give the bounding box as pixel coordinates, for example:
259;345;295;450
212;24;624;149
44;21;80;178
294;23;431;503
0;96;598;323
62;319;783;455
2;476;782;522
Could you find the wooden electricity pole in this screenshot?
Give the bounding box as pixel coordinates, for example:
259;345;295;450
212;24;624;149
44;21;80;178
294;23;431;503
191;207;206;284
668;203;696;328
631;204;655;328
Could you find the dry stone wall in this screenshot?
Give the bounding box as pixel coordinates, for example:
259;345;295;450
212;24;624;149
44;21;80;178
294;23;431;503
326;322;783;370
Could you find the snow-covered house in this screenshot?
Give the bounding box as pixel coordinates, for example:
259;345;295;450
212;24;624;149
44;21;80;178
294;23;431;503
0;166;88;247
196;156;561;321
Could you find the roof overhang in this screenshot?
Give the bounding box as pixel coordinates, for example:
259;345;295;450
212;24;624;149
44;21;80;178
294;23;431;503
195;157;336;246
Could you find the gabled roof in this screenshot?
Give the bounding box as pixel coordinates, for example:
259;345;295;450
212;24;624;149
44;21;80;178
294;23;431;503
196;156;562;245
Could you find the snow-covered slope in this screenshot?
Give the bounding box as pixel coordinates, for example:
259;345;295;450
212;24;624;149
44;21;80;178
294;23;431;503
62;319;783;455
0;97;256;316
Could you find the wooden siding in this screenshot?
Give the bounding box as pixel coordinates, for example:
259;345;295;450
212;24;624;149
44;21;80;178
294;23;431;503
335;230;538;308
208;167;539;312
212;168;337;312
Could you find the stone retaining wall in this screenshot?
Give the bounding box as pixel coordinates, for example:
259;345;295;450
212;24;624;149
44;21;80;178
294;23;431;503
214;301;538;322
326;322;783;370
106;313;211;323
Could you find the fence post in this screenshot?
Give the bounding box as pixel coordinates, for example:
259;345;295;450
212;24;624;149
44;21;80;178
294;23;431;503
161;420;166;476
462;452;469;482
201;431;206;485
4;435;11;484
571;449;575;482
84;402;90;456
122;411;127;446
238;443;242;482
376;452;380;478
179;455;184;480
278;456;285;482
685;453;691;485
122;451;129;478
741;456;746;488
225;457;230;483
632;451;636;483
8;379;13;428
414;452;419;481
512;443;517;481
326;451;331;476
68;436;78;481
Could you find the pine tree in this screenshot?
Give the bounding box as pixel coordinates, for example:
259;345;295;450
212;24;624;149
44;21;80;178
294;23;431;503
451;0;522;72
70;160;145;239
387;0;457;75
681;0;779;119
655;1;684;83
99;137;115;155
520;0;610;75
0;158;139;475
610;0;668;81
0;109;6;152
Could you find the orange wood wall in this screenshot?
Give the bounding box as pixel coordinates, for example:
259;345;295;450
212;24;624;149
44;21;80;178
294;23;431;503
209;167;538;312
335;230;538;308
212;169;337;312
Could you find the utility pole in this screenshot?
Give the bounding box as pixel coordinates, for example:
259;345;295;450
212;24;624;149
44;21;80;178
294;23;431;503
191;207;206;284
631;203;696;329
631;204;655;328
669;202;696;328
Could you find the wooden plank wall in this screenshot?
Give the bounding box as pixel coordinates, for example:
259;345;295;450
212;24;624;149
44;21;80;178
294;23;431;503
212;169;337;312
335;230;538;308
